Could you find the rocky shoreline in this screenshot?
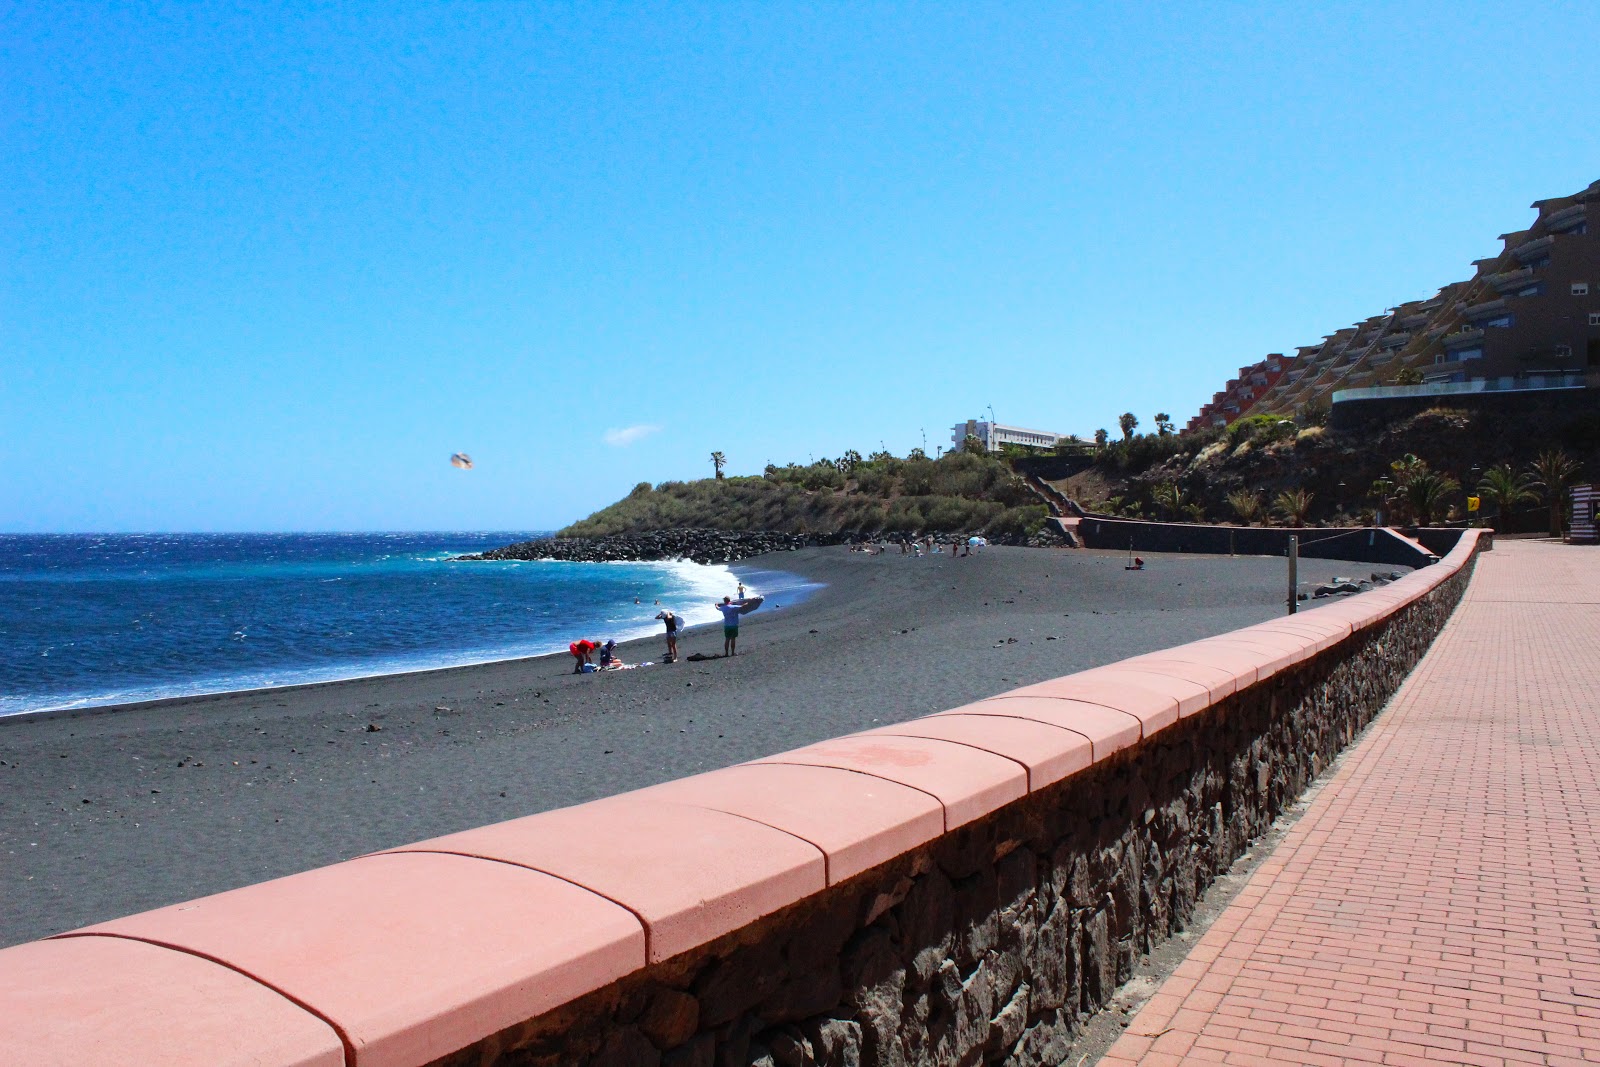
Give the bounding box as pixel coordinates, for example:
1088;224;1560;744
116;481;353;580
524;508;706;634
456;527;1064;566
454;529;813;566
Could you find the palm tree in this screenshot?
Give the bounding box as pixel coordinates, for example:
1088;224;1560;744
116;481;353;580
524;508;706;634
1226;489;1263;526
1529;449;1582;537
1274;488;1315;527
1391;366;1425;386
1118;412;1138;441
1094;428;1109;451
1401;470;1459;526
1154;413;1174;436
710;451;727;481
1475;464;1538;532
1151;482;1187;520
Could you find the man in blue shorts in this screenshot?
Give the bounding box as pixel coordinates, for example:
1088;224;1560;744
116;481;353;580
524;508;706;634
715;596;743;656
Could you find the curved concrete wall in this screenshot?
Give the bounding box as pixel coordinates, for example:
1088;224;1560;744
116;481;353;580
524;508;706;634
1074;514;1456;568
0;531;1489;1067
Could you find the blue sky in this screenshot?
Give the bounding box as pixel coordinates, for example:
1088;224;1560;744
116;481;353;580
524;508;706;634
4;2;1598;532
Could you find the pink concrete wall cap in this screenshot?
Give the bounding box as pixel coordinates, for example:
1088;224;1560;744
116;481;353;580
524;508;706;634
1061;665;1214;718
1231;620;1340;656
1004;675;1180;735
68;852;643;1067
1113;655;1245;703
1123;644;1265;690
941;696;1141;760
1225;627;1319;663
0;935;344;1067
1183;633;1302;676
752;733;1026;831
387;796;823;965
636;763;943;885
865;711;1093;791
1245;615;1354;651
1303;598;1392;632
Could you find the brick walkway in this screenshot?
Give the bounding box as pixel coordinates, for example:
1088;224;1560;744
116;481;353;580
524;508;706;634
1102;541;1600;1066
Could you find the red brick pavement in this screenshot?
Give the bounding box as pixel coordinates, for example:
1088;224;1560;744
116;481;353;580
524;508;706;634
1100;541;1600;1066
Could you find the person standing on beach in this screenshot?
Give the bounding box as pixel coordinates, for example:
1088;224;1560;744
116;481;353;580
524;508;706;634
715;596;743;656
656;609;680;661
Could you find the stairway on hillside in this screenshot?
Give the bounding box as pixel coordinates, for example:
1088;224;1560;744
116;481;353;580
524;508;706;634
1021;473;1083;546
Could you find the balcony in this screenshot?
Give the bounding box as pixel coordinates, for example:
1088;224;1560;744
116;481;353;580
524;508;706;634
1513;235;1555;262
1443;327;1485;348
1378;331;1412;349
1399;313;1431;330
1463;298;1508;321
1331;373;1587;406
1488;267;1535;293
1542;203;1587;233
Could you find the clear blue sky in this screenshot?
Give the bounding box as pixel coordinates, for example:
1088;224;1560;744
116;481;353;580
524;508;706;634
5;2;1597;532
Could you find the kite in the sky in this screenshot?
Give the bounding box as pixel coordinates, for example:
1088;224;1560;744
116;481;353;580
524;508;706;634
450;453;473;470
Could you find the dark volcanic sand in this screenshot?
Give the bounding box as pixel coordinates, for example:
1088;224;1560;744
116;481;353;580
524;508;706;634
0;546;1383;946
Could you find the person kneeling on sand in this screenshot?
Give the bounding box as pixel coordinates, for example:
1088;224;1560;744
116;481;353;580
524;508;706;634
599;639;622;669
569;638;599;674
715;596;743;656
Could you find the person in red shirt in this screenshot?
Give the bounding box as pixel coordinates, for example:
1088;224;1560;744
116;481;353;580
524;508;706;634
569;638;599;673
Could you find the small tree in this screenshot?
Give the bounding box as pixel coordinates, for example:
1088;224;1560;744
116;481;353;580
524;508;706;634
1151;482;1187;520
1529;449;1582;537
1154;413;1174;436
1299;399;1329;427
1226;488;1263;526
837;449;863;475
1369;477;1396;523
961;434;988;456
710;451;727;480
1118;412;1139;441
1475;464;1538;532
1401;469;1459;525
1274;488;1314;527
1094;428;1109;451
1391;366;1425;386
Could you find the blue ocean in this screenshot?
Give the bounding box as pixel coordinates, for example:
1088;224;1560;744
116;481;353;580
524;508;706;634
0;533;816;717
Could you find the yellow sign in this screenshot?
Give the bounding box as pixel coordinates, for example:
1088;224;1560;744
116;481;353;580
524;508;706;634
1467;496;1480;512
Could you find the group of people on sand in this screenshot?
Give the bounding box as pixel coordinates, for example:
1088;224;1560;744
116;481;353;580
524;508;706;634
849;535;984;557
569;581;753;674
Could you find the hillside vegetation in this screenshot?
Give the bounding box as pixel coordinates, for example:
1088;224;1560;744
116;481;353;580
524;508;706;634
1063;400;1599;531
558;448;1049;540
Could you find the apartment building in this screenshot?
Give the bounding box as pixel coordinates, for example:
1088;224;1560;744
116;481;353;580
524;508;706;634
1187;179;1600;429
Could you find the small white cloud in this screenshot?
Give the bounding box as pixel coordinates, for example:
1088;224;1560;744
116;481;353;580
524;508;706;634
603;423;662;447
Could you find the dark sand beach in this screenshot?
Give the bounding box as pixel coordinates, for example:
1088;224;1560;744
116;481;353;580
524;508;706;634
0;545;1386;946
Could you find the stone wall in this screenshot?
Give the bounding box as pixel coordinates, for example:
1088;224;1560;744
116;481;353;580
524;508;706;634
430;549;1476;1067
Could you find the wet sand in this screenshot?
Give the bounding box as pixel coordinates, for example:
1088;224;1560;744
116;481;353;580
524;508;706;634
0;545;1383;946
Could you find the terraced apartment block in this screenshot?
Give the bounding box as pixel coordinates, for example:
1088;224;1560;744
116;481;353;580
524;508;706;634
1187;179;1600;431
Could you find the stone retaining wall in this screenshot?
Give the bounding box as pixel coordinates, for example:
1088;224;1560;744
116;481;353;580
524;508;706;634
0;533;1488;1067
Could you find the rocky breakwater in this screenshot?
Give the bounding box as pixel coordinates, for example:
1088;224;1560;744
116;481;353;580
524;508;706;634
456;529;812;566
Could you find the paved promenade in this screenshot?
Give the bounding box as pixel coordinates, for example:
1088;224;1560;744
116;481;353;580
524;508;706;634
1103;540;1600;1066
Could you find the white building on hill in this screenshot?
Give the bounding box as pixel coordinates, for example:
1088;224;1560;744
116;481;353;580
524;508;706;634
950;419;1077;452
